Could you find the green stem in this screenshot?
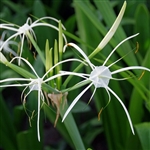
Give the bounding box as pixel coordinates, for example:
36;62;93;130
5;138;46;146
27;32;45;65
63;47;101;87
62;80;90;93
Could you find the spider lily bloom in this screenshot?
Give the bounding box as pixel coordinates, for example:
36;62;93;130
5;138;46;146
0;17;67;65
62;33;150;135
0;56;85;141
0;31;18;56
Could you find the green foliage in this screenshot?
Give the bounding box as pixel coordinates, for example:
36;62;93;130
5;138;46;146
0;0;150;150
135;122;150;150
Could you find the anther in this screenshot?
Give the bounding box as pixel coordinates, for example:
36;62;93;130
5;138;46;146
138;71;145;80
135;42;139;54
98;107;103;121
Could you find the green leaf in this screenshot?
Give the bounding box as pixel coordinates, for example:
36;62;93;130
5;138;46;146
74;0;101;53
71;101;91;113
44;95;85;149
33;0;46;17
129;47;150;124
135;122;150;150
13;105;26;132
134;4;150;55
43;103;74;149
17;130;42;150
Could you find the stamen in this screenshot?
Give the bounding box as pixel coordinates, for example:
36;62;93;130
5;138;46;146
23;97;26;104
31;110;35;120
17;42;21;54
138;71;145;80
28;110;35;127
98;107;103;121
135;42;139;54
9;52;13;59
33;51;37;59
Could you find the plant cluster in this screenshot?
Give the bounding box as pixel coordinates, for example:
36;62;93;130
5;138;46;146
0;0;150;150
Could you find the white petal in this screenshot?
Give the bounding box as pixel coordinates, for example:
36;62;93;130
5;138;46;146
103;33;139;66
62;83;93;122
112;66;150;75
42;58;87;80
10;57;39;78
0;32;20;51
60;71;89;79
64;43;94;69
0;24;18;32
37;88;41;141
0;77;32;83
107;86;135;134
32;16;66;30
31;23;67;44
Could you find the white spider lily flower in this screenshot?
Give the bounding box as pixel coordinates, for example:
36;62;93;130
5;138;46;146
0;17;67;65
0;56;85;141
62;33;150;135
0;31;18;56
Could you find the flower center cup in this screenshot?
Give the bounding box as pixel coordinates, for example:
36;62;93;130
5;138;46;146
29;78;43;91
19;23;31;34
90;66;112;88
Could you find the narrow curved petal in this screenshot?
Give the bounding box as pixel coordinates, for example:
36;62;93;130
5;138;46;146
10;57;39;78
21;84;30;101
103;33;139;66
107;86;135;134
37;87;41;141
60;71;89;79
62;83;93;122
44;71;88;84
0;78;32;83
1;31;10;40
2;47;17;56
0;24;18;32
32;16;66;30
42;58;87;80
0;83;32;88
110;76;132;81
7;49;17;57
62;79;91;93
87;86;97;105
0;32;21;51
107;50;133;69
31;23;67;44
111;66;150;75
63;43;94;70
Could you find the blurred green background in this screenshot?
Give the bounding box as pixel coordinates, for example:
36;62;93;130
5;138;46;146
0;0;150;150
